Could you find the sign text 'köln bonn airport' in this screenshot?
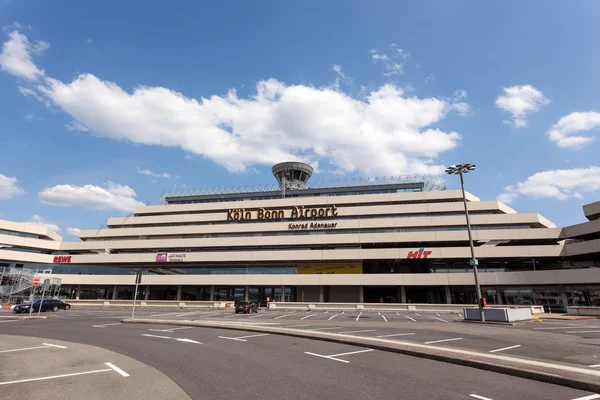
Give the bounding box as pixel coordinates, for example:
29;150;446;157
227;205;339;221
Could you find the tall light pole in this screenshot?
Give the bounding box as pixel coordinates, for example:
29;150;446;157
445;163;485;322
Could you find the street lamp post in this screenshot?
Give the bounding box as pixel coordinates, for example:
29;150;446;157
445;163;485;322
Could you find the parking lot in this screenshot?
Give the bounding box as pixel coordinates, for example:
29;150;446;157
1;310;600;400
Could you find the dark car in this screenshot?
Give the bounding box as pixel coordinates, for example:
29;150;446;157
13;299;71;313
235;301;258;314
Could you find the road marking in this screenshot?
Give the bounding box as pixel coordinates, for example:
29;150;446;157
142;334;201;344
338;329;376;334
424;337;463;344
166;326;194;331
148;326;194;333
328;314;339;321
301;314;316;320
430;316;449;323
324;311;329;314
41;343;68;349
566;330;600;334
589;364;600;368
218;336;247;342
376;333;415;338
356;312;362;321
396;312;400;315
405;316;416;322
535;326;600;330
414;313;420;316
196;312;226;318
489;345;521;353
469;395;493;400
105;362;129;377
341;311;345;314
143;334;172;339
458;314;462;317
217;333;269;342
176;338;202;344
381;315;388;322
92;322;123;328
436;313;440;316
307;327;342;331
274;314;291;320
570;395;600;400
248;314;263;319
149;311;181;317
304;349;374;363
286;324;311;328
0;320;17;323
0;368;113;386
0;344;67;353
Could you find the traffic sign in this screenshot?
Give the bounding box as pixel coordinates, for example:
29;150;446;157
32;277;40;287
469;259;479;266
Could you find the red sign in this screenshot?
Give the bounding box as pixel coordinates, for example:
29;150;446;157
33;278;40;287
407;248;432;259
53;256;72;263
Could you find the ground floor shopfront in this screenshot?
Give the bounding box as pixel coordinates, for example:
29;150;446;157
56;283;600;312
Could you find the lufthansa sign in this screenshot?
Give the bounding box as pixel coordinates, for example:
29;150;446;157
227;205;339;221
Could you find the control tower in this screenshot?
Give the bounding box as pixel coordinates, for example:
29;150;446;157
271;162;313;196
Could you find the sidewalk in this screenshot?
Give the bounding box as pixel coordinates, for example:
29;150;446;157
532;313;599;321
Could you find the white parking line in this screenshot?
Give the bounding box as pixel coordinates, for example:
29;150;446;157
328;314;339;321
381;315;388;322
304;349;374;363
535;326;600;330
424;338;463;344
301;314;316;320
589;364;600;368
489;344;521;353
286;324;311;328
148;326;194;333
105;362;129;377
396;312;400;315
196;312;227;318
414;313;420;316
436;313;440;316
469;395;493;400
405;316;416;322
142;334;202;344
0;368;114;386
376;333;415;338
274;314;291;320
430;317;449;323
356;312;362;321
566;330;600;334
92;322;123;328
0;320;17;323
571;395;600;400
149;311;181;317
218;333;270;342
307;327;342;331
0;343;67;353
248;314;263;319
338;329;376;334
41;343;68;349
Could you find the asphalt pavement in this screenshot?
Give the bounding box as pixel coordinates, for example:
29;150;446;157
0;307;599;399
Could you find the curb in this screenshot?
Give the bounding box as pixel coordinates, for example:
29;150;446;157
0;315;48;320
123;318;600;393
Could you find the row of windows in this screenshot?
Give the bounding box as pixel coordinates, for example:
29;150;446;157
83;225;534;241
0;229;41;239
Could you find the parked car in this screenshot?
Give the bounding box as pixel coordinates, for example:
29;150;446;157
235;301;258;314
13;299;71;313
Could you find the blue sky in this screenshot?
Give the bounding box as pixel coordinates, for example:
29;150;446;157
1;1;600;238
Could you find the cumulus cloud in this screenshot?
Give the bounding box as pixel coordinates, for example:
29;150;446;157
0;31;46;80
547;111;600;149
0;173;25;199
2;31;468;176
38;181;144;212
498;166;600;202
495;85;549;128
27;215;61;233
67;227;81;237
136;167;170;179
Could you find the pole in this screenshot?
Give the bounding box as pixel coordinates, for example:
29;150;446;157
459;172;485;322
37;283;47;317
131;270;142;320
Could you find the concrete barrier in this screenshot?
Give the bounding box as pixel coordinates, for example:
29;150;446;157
267;302;545;313
464;307;532;322
65;299;234;309
567;306;600;317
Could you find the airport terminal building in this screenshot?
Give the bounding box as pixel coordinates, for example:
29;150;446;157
1;162;600;311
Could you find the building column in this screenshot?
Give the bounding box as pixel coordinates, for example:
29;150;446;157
358;286;364;303
112;286;118;300
144;286;150;301
244;286;249;301
318;286;325;302
399;286;406;303
445;285;452;304
280;286;286;302
176;285;182;301
209;285;215;301
75;285;81;300
495;286;503;305
559;285;568;312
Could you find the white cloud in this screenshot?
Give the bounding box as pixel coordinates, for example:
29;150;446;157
38;181;144;212
547;111;600;149
65;120;89;132
136;167;170;179
495;85;549;128
0;173;25;199
450;89;470;116
0;30;46;81
85;38;92;44
27;215;61;233
2;32;466;176
371;51;404;76
67;227;81;237
498;166;600;202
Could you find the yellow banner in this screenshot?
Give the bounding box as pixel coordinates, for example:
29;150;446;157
298;264;363;275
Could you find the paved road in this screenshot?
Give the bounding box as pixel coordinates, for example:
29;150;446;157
1;308;599;399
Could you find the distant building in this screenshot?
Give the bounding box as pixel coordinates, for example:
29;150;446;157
1;162;599;311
